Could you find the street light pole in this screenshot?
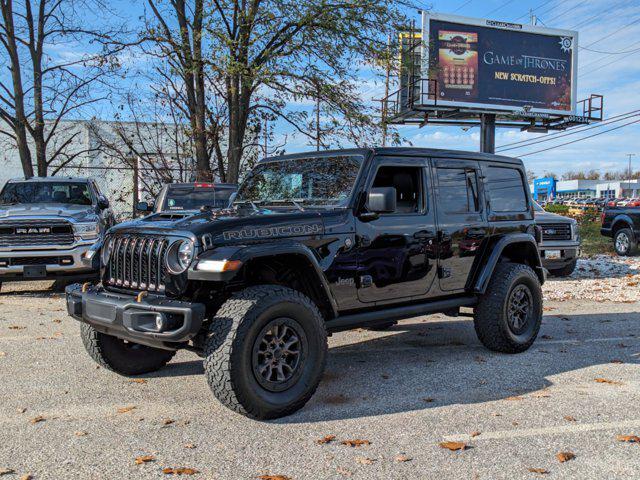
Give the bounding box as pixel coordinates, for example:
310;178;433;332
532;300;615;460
628;153;637;196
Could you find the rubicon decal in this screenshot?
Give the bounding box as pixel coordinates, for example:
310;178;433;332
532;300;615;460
223;224;322;241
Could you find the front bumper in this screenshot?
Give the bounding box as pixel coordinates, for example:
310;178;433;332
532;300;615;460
539;241;580;269
65;283;206;350
0;242;98;281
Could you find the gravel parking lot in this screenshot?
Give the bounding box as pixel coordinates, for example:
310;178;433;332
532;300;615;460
1;258;639;480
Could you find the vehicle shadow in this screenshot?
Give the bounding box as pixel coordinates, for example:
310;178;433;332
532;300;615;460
139;311;640;423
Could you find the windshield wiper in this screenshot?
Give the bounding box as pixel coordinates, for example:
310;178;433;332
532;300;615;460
233;199;263;212
264;199;306;212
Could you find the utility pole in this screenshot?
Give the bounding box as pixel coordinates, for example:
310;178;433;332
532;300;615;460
628;153;636;195
315;82;321;151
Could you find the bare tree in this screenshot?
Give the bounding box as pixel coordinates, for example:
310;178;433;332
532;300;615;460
0;0;125;177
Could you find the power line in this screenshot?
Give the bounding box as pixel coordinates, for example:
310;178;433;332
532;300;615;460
579;39;640;71
485;0;517;16
497;109;640;150
582;16;640;49
518;118;640;157
569;0;631;30
497;111;640;152
453;0;474;13
513;0;555;21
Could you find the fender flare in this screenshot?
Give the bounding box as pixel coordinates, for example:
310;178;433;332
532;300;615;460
188;241;338;317
611;215;635;237
472;233;544;294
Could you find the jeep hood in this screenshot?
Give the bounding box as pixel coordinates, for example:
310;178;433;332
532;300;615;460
0;203;96;222
108;207;328;244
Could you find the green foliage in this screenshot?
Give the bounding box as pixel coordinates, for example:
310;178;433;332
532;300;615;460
544;204;570;214
579;221;613;257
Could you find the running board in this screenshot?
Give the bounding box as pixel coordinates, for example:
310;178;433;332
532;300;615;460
326;296;478;333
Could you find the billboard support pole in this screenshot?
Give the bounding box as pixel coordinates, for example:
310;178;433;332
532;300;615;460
480;113;496;153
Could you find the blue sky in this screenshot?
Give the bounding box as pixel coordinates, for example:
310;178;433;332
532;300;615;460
281;0;640;178
12;0;638;179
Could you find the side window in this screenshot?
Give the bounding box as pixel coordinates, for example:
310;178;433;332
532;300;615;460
485;167;528;212
371;166;423;214
436;167;480;213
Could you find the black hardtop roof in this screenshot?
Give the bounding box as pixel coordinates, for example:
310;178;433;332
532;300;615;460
166;182;238;189
262;147;521;166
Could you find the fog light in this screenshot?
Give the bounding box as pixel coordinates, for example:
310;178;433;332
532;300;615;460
0;260;8;267
155;315;166;332
196;259;243;272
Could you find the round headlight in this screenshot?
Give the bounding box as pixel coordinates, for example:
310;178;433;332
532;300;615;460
166;239;195;274
101;236;114;266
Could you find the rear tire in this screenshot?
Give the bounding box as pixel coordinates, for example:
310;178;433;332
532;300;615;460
474;262;542;354
549;259;577;277
203;285;327;420
80;323;175;375
614;228;637;256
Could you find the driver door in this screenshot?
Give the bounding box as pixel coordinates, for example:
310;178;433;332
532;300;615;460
355;157;437;304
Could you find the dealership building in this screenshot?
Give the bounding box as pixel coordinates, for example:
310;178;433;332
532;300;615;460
530;177;640;200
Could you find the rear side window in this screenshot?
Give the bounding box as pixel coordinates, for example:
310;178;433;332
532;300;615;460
485;167;528;212
436;167;480;213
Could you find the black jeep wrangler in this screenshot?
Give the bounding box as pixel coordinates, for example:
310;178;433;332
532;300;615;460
66;148;544;419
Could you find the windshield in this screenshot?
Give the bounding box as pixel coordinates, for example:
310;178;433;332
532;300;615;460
161;186;236;211
235;155;363;207
0;181;92;206
533;202;545;212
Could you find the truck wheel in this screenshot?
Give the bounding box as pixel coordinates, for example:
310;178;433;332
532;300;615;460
474;262;542;354
204;285;327;420
614;228;637;256
549;259;578;277
80;323;176;375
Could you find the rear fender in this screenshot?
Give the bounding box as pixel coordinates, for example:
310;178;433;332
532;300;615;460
472;233;544;294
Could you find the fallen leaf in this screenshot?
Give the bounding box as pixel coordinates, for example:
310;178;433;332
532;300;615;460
162;419;175;426
162;467;199;475
556;451;575;463
0;469;15;476
29;415;45;424
527;468;550;474
53;319;62;323
470;431;481;437
611;359;624;364
341;439;371;447
20;475;33;480
355;457;375;465
439;441;467;451
564;416;577;422
505;396;524;401
135;455;156;465
336;467;352;477
381;374;389;379
395;454;412;462
616;434;640;443
117;406;136;414
0;352;5;357
184;443;196;449
594;378;623;385
74;431;88;437
16;408;26;414
541;335;553;340
422;397;435;403
8;325;25;330
257;476;292;480
130;379;147;384
316;434;336;445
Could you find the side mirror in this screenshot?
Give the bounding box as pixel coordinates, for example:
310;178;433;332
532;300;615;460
97;196;109;209
368;187;396;213
136;201;152;212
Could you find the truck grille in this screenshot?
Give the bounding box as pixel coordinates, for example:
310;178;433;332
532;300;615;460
540;223;572;241
0;219;74;247
106;235;169;292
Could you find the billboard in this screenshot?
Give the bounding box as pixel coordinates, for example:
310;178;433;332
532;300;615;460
422;12;578;115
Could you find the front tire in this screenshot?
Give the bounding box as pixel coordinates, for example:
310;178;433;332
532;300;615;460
614;228;637;256
548;258;577;277
204;285;327;420
80;323;176;375
474;262;542;354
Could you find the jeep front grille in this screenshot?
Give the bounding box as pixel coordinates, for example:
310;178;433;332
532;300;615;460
106;235;169;292
0;219;74;247
539;223;572;241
